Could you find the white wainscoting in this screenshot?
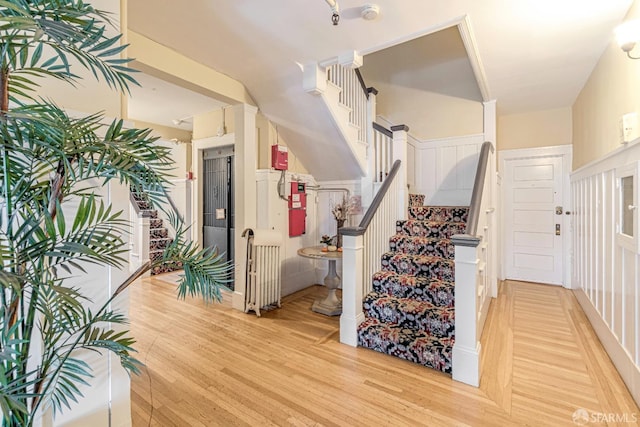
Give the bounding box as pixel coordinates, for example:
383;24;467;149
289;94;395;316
409;134;485;206
571;141;640;406
255;170;320;297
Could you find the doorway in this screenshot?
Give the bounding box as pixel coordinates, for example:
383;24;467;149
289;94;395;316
501;145;572;287
203;146;235;284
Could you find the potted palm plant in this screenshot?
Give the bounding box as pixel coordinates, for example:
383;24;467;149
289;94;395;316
0;1;231;425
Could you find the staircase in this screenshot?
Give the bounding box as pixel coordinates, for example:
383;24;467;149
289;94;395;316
357;194;469;374
130;191;183;275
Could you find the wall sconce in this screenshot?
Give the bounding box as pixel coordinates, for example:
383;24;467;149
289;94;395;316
616;20;640;59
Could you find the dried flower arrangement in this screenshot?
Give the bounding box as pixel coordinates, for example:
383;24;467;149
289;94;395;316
331;195;353;222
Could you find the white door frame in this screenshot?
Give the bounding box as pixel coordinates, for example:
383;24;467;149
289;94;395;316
499;145;573;288
192;133;236;252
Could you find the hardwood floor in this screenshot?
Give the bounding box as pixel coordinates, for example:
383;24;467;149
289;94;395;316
129;276;639;426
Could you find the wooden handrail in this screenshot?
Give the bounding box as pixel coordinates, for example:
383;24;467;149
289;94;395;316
354;68;369;99
342;159;401;237
163;187;185;224
464;141;494;236
372;122;392;138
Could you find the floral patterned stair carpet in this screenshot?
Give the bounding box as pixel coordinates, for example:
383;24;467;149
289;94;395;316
131;192;183;275
357;194;468;374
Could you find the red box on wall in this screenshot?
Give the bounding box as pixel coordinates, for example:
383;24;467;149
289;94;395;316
289;209;305;237
271;145;288;170
288;181;306;237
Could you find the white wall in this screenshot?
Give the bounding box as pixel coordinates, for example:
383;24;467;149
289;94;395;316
410;134;484;206
256;170;319;296
55;182;131;427
571;142;640;406
314;180;364;284
38;1;135;423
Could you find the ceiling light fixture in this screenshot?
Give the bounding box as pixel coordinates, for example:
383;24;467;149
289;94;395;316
616;20;640;59
324;0;340;25
172;116;192;126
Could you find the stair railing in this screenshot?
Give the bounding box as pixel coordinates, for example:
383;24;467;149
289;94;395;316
128;180;191;272
327;65;368;145
372;122;393;184
340;159;402;346
451;140;496;387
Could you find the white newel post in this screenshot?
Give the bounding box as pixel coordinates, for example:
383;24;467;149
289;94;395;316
391;125;409;220
302;61;327;95
340;231;364;347
340;233;365;346
451;237;481;386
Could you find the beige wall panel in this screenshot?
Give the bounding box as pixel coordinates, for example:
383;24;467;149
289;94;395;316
573;1;640;170
378;90;483;140
498;108;572;152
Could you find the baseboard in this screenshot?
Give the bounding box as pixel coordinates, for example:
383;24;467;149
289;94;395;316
340;312;365;347
452;342;481;387
574;289;640;407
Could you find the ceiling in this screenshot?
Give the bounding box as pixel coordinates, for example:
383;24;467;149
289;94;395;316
360;25;483;139
127;0;633;178
127;73;227;131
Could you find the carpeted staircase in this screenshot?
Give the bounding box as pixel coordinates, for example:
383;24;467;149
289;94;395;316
130;191;183;275
357;194;469;374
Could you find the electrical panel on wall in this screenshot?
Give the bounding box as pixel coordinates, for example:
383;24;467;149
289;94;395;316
271;145;288;170
288;181;306;237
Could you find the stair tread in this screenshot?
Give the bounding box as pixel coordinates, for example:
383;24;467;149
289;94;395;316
396;219;467;226
373;271;454;287
414;205;468;209
382;251;454;261
381;252;455;281
365;291;453;315
357;317;453;374
389;234;454;258
407;206;469;222
396;220;466;239
363;291;454;338
358;317;454;344
372;271;454;307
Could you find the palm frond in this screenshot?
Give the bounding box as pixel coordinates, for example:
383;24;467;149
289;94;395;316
0;0;139;94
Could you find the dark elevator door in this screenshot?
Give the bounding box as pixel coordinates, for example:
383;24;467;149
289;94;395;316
203;146;234;284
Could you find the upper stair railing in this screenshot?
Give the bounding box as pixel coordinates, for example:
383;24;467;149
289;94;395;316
339;124;409;346
304;59;377;178
372;122;393;184
451;140;496;387
327;65;368;145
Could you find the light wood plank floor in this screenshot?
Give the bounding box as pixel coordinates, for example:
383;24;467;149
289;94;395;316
130;276;639;426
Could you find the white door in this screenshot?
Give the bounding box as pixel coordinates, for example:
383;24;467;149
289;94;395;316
504;156;565;285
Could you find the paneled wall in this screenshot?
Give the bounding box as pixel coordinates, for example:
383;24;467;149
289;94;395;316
255;170;320;296
571;142;640;405
410;134;484;206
